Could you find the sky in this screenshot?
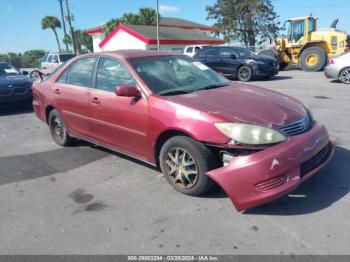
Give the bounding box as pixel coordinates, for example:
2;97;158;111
1;0;350;53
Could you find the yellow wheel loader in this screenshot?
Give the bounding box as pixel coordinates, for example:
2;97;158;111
259;15;349;71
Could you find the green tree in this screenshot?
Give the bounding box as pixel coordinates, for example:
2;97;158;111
74;30;93;53
41;16;62;52
206;0;281;47
104;8;159;36
63;34;72;49
21;49;46;68
138;8;157;25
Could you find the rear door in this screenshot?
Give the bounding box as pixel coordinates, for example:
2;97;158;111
198;48;221;72
53;57;97;138
89;56;148;159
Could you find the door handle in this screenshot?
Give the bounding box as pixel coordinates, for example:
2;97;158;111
90;97;100;104
54;88;61;94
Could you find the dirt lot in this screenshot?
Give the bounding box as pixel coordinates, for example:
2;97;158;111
0;70;349;255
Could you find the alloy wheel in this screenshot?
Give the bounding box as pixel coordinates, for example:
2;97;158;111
164;147;199;189
238;66;252;81
340;69;350;84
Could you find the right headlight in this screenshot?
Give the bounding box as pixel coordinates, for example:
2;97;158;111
215;123;286;145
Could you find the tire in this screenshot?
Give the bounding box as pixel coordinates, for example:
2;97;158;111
299;47;326;72
339;67;350;84
159;136;219;196
48;109;74;146
237;66;253;82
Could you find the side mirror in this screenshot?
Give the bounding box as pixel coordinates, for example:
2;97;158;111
22;71;29;76
115;85;141;98
230;54;236;59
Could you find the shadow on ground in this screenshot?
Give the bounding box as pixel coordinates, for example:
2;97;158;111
244;145;349;215
0;101;33;116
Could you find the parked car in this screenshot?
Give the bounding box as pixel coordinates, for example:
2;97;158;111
0;62;32;104
32;50;333;211
40;53;76;69
183;45;210;57
194;46;278;81
324;52;350;84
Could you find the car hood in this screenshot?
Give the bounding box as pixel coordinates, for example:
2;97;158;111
164;83;307;128
0;75;32;88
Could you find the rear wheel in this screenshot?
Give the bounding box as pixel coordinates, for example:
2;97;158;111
159;136;219;196
299;47;326;72
339;67;350;84
237;66;253;82
48;110;74;146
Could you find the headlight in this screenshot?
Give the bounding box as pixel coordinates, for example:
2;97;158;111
245;59;265;65
215;123;286;145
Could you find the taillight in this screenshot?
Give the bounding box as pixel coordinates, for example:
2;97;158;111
328;58;335;64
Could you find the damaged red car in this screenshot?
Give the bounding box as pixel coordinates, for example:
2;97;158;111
32;50;333;211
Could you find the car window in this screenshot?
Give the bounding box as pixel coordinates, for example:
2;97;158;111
232;47;255;57
96;57;135;92
219;47;235;57
202;48;219;57
0;63;20;76
59;54;76;62
57;57;96;87
42;55;48;62
129;55;229;95
186;47;193;53
47;55;53;63
53;55;59;63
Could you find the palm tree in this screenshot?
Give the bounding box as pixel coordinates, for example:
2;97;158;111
62;34;72;49
121;13;140;25
104;18;120;36
41;16;62;52
138;8;158;25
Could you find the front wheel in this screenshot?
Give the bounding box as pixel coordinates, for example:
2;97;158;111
339;67;350;84
299;47;326;72
48;109;74;146
237;66;253;82
159;136;219;196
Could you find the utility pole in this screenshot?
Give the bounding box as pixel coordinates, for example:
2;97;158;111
65;0;77;54
58;0;68;51
156;0;160;51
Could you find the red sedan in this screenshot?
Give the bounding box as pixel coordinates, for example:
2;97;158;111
32;50;333;211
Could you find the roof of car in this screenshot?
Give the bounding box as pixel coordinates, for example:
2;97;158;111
92;49;180;59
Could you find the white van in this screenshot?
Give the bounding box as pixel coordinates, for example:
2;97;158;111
183;45;211;57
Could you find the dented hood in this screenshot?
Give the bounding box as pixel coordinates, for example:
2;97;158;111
164;83;307;128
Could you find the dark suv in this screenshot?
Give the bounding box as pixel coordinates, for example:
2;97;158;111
194;46;278;81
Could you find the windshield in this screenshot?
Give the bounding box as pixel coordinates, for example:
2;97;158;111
233;47;256;57
128;56;229;95
59;54;76;62
0;63;20;76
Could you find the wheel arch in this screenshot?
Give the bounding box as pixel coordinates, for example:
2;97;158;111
45;105;55;124
154;129;194;168
299;41;329;57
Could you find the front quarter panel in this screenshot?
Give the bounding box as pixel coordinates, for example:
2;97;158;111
147;95;229;162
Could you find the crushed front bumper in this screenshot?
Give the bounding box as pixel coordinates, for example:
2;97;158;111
206;122;333;211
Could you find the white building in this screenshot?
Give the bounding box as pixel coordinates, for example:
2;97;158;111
85;17;224;53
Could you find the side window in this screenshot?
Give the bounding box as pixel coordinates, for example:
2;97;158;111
52;55;59;63
47;55;53;63
186;47;193;53
219;47;234;58
58;57;96;87
96;57;135;92
203;48;219;57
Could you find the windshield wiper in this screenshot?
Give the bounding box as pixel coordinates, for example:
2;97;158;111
158;89;194;96
198;83;229;91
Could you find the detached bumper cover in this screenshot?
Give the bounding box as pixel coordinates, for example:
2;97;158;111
206;122;333;211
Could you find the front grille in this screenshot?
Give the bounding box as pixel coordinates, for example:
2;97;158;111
0;88;11;96
255;174;288;191
300;143;332;178
278;115;312;136
12;87;28;95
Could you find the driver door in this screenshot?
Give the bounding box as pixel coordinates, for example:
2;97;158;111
89;57;148;159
